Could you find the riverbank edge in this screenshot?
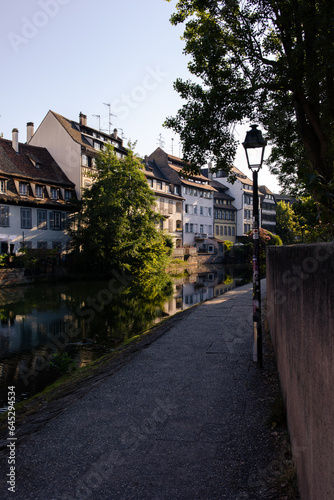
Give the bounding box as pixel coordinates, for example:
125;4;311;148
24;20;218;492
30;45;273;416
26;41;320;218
0;303;199;455
0;283;299;498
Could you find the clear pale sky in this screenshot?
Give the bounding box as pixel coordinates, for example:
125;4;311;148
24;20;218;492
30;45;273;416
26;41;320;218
1;0;280;192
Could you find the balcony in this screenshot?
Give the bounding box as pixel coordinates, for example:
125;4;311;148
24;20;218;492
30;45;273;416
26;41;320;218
194;233;208;241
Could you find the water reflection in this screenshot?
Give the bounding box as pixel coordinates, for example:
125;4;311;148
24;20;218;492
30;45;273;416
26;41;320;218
0;265;251;408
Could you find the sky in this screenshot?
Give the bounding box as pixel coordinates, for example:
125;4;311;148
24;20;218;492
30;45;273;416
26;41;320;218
1;0;280;193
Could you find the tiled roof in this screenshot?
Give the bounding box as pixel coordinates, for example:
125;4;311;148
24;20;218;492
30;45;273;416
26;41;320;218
259;185;274;195
168;163;209;182
181;178;217;191
0;138;74;186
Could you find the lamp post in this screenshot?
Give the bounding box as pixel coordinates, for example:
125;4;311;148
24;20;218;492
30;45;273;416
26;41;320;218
243;124;267;367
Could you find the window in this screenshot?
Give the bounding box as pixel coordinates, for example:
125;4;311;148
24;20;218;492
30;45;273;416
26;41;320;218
49;211;62;230
208;207;212;216
51;188;59;200
52;241;62;252
176;202;182;213
194;205;198;215
37;241;48;249
168;201;173;214
216;225;219;235
185;204;188;214
208;225;212;235
0;180;6;193
148;178;153;187
35;185;44;198
189;223;193;232
168;219;173;232
200;206;203;215
224;226;227;236
157;181;162;190
21;208;32;228
185;223;189;233
232;227;235;236
37;210;47;230
183;187;188;195
94;142;100;151
200;224;204;233
228;227;231;236
82;155;88;166
220;226;223;236
19;182;28;196
0;206;9;227
65;190;73;201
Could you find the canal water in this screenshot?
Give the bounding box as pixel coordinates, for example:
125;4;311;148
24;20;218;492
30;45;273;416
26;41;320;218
0;265;251;409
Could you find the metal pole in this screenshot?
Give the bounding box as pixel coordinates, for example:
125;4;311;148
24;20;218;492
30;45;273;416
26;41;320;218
252;170;262;367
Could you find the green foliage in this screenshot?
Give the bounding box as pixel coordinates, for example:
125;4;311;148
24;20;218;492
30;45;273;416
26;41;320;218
49;352;76;375
70;146;172;277
165;0;334;222
0;254;9;268
276;202;297;245
276;198;333;243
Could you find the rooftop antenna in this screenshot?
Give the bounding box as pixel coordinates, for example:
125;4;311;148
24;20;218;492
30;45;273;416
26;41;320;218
157;133;165;149
119;128;127;141
103;103;117;135
92;114;101;131
171;137;174;155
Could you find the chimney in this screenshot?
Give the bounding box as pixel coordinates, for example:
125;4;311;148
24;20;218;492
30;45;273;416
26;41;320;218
79;112;87;126
208;161;213;180
12;128;19;153
112;128;118;139
27;122;34;143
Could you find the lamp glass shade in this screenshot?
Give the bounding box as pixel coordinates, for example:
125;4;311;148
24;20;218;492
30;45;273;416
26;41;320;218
242;125;267;171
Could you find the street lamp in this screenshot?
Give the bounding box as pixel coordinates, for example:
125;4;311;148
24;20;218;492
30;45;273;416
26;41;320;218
243;124;267;367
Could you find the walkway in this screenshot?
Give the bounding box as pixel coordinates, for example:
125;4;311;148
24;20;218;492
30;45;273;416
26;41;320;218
1;282;292;499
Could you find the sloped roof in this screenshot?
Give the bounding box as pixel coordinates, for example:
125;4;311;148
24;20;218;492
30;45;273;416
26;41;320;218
259;185;274;195
50;111;127;155
0;138;74;186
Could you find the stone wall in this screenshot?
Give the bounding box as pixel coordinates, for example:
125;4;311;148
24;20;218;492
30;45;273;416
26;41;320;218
266;242;334;500
0;268;31;287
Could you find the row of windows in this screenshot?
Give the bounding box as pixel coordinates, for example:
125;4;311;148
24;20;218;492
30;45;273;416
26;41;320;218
262;214;276;222
214;198;232;205
183;187;212;198
215;225;235;237
214;209;235;221
19;241;63;250
0;207;68;231
185;223;212;234
0;180;74;201
262;202;276;211
185;204;212;216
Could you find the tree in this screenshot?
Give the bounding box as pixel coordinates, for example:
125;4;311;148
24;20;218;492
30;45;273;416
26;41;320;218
71;146;173;277
165;0;334;223
275;201;297;244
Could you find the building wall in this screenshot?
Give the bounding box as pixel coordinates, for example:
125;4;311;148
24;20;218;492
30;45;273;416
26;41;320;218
212;176;245;236
182;187;213;246
0;204;71;253
267;243;334;500
29;112;82;198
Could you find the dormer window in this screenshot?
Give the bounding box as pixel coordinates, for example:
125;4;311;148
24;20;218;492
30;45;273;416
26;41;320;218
0;179;6;193
65;190;74;201
19;182;28;196
35;185;44;198
51;187;59;200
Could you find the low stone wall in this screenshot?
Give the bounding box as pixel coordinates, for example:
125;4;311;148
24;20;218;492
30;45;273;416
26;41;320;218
266;242;334;500
0;268;31;287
